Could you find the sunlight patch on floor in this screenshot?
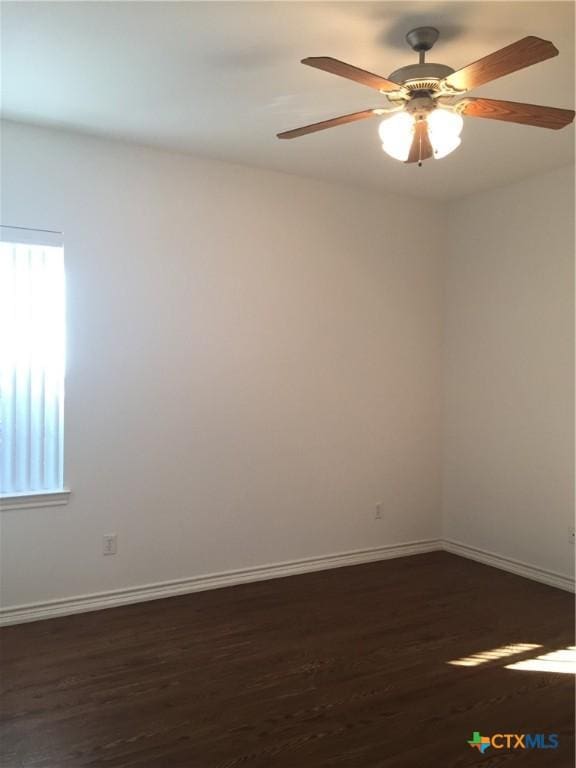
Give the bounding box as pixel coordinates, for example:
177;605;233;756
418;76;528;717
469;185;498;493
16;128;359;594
505;646;576;674
448;643;542;667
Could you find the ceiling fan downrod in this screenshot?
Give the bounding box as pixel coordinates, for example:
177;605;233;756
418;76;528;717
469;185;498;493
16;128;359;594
405;26;440;65
387;27;455;89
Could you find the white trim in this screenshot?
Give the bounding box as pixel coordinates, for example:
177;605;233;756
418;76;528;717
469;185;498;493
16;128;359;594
0;539;440;626
443;539;575;593
0;489;71;511
0;225;63;247
2;537;572;626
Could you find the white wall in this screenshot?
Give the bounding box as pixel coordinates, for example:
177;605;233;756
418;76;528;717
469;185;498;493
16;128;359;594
0;121;444;607
443;165;575;579
2;120;573;612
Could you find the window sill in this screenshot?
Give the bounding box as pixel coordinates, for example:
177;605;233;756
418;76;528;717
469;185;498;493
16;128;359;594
0;490;71;511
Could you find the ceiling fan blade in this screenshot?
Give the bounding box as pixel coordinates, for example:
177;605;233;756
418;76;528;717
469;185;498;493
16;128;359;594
406;120;433;164
459;98;575;129
302;57;404;94
277;109;379;139
441;36;558;93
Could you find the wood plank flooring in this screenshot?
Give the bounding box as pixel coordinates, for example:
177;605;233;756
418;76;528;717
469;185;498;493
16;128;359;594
0;552;574;767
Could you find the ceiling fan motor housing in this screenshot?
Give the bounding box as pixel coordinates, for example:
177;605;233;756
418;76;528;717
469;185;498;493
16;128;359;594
388;62;455;93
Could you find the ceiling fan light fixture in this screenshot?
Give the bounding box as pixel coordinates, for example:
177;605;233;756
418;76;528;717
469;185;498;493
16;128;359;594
379;108;464;163
432;134;462;159
279;33;575;159
427;108;464;158
379;112;414;161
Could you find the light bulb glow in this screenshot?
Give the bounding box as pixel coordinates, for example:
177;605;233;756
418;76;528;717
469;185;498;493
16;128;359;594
379;112;414;161
428;108;463;159
379;107;464;162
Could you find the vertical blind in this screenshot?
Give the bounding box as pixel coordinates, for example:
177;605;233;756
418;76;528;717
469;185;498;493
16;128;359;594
0;228;65;495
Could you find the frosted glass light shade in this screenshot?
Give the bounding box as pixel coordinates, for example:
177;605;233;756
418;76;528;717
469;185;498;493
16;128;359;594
428;109;463;159
379;113;414;161
379;107;464;162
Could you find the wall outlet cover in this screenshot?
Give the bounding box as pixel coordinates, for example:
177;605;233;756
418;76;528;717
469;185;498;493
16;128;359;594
103;534;118;556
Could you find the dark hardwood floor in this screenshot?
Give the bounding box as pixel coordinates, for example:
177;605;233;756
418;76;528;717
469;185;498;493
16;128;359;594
0;552;573;767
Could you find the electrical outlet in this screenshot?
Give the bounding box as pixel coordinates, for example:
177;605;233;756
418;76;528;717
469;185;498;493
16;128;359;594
375;504;382;520
569;528;575;545
103;534;117;556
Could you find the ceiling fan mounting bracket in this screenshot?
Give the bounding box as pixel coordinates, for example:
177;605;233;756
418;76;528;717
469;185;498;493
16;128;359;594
388;26;453;89
382;89;408;102
452;98;473;114
436;80;468;97
405;27;440;54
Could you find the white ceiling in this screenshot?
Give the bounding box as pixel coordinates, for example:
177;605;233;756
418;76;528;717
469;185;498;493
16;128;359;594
2;1;574;200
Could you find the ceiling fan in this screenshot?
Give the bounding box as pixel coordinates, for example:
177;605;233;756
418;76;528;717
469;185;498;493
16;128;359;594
277;27;575;165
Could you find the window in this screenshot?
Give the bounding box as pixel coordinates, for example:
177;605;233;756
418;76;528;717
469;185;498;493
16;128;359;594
0;226;69;507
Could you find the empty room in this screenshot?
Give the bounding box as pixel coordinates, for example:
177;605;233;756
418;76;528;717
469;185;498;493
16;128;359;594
0;1;574;766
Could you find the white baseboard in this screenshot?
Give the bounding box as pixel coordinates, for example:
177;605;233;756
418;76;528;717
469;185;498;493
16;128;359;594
443;539;575;593
0;538;441;626
2;537;572;627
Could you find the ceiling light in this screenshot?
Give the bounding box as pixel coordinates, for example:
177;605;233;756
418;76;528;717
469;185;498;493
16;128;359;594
378;107;464;162
378;112;414;162
379;107;463;163
428;108;463;158
278;28;575;162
